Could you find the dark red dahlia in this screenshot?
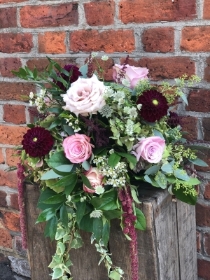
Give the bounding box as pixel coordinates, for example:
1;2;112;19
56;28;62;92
167;111;181;128
55;64;82;91
136;89;169;122
22;127;54;157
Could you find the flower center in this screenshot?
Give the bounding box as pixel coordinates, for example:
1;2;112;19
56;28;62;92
152;99;159;106
33;137;38;142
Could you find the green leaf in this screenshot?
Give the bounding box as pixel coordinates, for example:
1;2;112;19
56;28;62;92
116;152;137;166
153;130;164;138
189;158;208;167
80;174;94;190
131;187;141;204
76;201;86;225
108;153;121;168
161;163;173;174
79;213;93;232
103;210;121;220
135;208;146;230
53;164;74;174
63;125;74;136
102;221;110;246
36;208;55;223
44;216;58;240
44;193;66;204
90;189;118;210
144;175;159;187
145;165;160;175
38;188;61;210
155;172;167;189
187;177;200;186
46;151;70;168
109;270;122;280
172;186;197;205
41;169;61;180
92;217;103;242
64;173;78;195
174;169;190;181
60;205;69;228
82;160;91;171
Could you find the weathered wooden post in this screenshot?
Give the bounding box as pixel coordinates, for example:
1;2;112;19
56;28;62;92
25;184;197;280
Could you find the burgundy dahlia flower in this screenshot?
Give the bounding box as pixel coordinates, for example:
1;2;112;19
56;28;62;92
55;64;82;91
22;127;54;157
136;89;169;122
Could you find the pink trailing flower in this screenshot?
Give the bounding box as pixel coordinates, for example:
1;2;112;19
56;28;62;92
17;163;27;249
132;136;165;164
113;64;149;89
118;186;139;280
83;167;104;193
63;133;93;163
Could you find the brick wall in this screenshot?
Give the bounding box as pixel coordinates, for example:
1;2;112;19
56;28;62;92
0;0;209;278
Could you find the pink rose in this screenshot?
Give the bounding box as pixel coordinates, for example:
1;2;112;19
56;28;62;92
62;74;106;116
113;64;149;89
63;134;93;163
132;136;165;163
83;167;104;193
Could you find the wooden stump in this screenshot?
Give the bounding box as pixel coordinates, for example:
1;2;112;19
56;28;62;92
25;184;197;280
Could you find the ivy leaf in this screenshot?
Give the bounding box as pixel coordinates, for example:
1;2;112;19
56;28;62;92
109;270;122;280
135;208;146;230
108;153;121;168
52;267;63;279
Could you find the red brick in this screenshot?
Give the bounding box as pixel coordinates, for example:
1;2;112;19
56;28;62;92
3;104;26;125
204;232;210;256
10;193;19;211
203;0;210;19
0;7;17;28
181;116;197;141
197;231;201;252
84;0;114;26
38;32;66;54
181;26;210;52
26;58;77;72
198;258;210;280
203;118;210;141
0;191;7;208
0;33;33;53
0;125;28;145
1;211;20;232
20;3;78;28
0;58;22;78
0;170;18;188
0;82;35;101
204;184;210;200
196;203;210;227
5;148;20;167
70;30;135;53
0;0;25;2
0;228;12;249
142;27;174;53
204;57;210;82
0;149;4;164
137;57;195;81
119;0;196;23
186;89;210;112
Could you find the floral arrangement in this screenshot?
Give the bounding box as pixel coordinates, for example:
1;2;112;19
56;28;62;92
13;53;205;280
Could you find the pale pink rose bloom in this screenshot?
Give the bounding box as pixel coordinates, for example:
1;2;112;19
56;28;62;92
132;136;165;163
83;167;104;193
62;74;106;116
113;64;149;89
62;134;93;163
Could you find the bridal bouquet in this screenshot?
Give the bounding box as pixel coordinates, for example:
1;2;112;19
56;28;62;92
13;53;204;280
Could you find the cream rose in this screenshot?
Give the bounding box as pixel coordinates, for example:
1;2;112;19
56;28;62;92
113;64;149;89
83;167;104;194
132;136;165;163
62;75;106;116
62;134;93;163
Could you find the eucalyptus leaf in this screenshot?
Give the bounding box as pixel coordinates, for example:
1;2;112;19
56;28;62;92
41;169;61;180
161;163;173;174
145;165;160;175
189;158;208;167
82;160;91;171
174;169;190;181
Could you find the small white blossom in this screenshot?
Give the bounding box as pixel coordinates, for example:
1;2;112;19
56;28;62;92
137;104;142;110
101;55;109;61
29;92;34;99
95;185;105;195
91;52;98;58
90;209;103;218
